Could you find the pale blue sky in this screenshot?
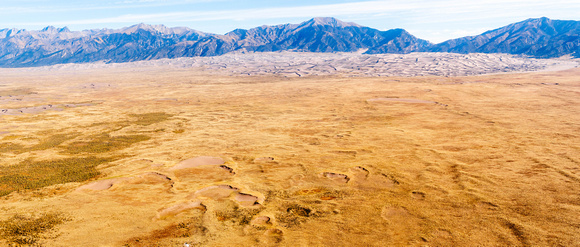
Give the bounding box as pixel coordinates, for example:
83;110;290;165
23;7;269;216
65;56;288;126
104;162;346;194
1;0;578;43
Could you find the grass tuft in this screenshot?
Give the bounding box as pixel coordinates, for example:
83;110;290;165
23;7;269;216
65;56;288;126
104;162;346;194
172;129;185;134
128;112;173;126
124;216;207;247
214;203;262;226
0;212;70;245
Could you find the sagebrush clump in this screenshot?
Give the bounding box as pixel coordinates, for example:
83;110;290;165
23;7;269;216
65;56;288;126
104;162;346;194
0;212;70;245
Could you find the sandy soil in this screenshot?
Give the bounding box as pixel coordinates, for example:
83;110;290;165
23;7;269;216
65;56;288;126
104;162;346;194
0;59;579;246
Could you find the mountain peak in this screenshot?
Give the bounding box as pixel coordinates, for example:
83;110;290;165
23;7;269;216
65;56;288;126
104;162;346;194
431;16;580;58
119;23;192;35
303;17;361;28
121;23;151;33
41;26;57;32
58;27;70;33
0;28;24;38
520;17;551;24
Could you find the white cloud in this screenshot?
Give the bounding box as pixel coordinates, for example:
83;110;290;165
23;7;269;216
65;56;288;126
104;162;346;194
115;0;156;4
52;0;578;24
0;0;226;14
6;0;580;41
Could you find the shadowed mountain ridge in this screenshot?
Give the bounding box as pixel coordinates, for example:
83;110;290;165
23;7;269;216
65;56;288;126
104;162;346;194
430;17;580;58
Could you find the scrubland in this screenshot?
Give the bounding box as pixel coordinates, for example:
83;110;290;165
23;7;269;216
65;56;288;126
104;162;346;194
0;56;579;246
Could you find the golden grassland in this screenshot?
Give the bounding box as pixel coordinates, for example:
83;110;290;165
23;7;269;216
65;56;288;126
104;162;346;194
0;66;579;246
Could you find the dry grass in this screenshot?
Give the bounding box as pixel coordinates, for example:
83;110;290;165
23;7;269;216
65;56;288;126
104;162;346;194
123;216;207;247
214;202;262;226
0;134;78;154
0;143;25;153
62;133;150;154
0;66;579;246
27;133;79;152
0;112;169;156
0;88;35;97
128;112;173;126
0;212;69;245
0;157;115;197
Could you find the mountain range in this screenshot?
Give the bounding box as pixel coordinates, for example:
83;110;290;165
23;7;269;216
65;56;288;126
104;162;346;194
0;17;578;67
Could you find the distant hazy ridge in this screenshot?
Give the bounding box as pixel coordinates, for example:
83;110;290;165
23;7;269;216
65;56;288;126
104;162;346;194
0;17;579;67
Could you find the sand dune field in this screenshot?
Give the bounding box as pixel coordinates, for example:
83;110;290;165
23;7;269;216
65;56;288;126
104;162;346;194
0;54;579;246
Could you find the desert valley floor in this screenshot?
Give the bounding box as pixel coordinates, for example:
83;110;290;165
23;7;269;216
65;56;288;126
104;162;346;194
0;53;580;246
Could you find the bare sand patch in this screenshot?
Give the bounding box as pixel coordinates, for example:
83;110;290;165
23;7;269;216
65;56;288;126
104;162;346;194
155;200;205;219
75;172;173;192
234;192;260;207
123;172;174;186
320;172;350;183
251;216;272;226
76;178;127;191
169;156;225;170
191;185;239;200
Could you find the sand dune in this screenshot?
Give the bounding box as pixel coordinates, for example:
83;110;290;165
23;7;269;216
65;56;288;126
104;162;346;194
8;52;579;77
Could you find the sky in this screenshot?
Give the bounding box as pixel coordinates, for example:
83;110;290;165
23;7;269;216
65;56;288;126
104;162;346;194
1;0;579;43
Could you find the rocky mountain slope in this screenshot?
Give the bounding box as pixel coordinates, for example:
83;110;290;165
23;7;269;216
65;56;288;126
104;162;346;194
0;17;430;67
430;17;580;58
0;17;578;67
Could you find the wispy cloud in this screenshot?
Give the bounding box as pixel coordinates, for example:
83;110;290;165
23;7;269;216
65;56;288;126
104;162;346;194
115;0;156;4
5;0;580;42
0;0;226;14
31;0;578;25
